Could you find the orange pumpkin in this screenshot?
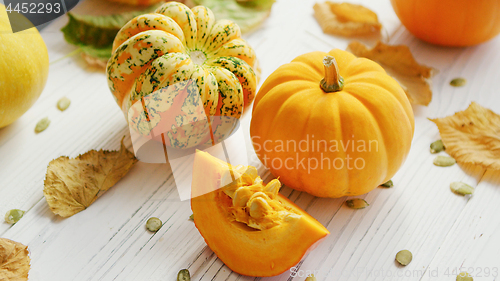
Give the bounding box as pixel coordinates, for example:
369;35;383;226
391;0;500;46
250;49;414;198
191;150;329;276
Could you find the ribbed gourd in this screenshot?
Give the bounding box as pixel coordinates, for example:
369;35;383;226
107;2;258;148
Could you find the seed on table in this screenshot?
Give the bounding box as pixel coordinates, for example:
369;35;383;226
146;217;162;232
430;140;445;154
4;209;25;224
456;272;473;281
177;269;191;281
433;155;456;167
395;249;412;266
345;199;369;209
380;180;393;188
35;117;50;133
305;274;317;281
450;78;466;87
450;182;475;196
57;97;71;111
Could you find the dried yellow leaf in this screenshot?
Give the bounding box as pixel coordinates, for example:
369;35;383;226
43;138;138;217
81;53;108;70
0;238;30;281
313;1;381;36
347;41;435;106
430;102;500;170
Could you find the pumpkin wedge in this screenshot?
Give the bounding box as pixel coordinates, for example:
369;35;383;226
191;150;329;276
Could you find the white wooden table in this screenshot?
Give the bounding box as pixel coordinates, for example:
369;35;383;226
1;0;500;280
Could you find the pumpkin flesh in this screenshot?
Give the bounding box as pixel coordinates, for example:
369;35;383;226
191;150;329;277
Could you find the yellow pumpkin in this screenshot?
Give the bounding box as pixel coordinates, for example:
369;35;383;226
391;0;500;46
107;2;257;149
191;150;329;276
250;49;414;198
0;5;49;128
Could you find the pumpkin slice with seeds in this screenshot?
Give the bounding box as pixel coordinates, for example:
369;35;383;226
191;150;329;277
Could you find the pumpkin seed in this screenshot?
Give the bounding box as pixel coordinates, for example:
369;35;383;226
249;197;271;219
450;182;475;196
254;177;263;185
4;209;25;224
263;179;281;198
248;191;271;202
189;214;194;220
57;97;71;111
35;117;50;133
233;187;254;208
305;274;317;281
450;78;466;87
433;155;456;167
177;269;191;281
243;166;259;180
430;140;445;154
395;249;412;266
345;199;369;209
456;272;473;281
146;217;162;232
380;180;393;188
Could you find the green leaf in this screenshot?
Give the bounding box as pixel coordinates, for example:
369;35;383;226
236;0;275;10
61;3;163;61
193;0;274;33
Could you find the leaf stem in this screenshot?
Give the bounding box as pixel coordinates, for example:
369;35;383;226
49;48;82;65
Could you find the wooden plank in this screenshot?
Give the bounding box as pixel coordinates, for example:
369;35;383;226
421;170;500;281
1;0;500;280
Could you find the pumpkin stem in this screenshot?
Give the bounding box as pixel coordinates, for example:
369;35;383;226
320;56;344;93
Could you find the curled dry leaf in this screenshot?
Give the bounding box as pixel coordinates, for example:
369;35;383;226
0;238;30;281
81;52;108;70
43;138;138;217
347;41;435;106
313;1;381;36
430;102;500;170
